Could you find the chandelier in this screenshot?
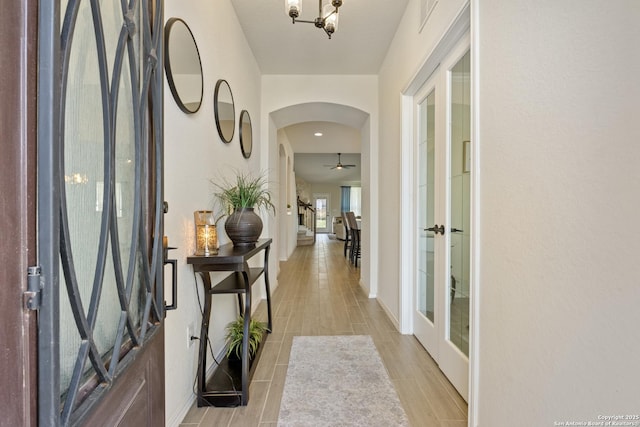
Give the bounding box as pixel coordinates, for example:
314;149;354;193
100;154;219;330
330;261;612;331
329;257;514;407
285;0;344;39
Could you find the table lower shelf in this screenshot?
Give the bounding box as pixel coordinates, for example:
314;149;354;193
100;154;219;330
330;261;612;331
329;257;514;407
196;330;269;407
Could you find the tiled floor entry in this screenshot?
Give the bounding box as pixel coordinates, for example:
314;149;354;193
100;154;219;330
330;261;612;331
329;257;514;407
180;235;468;427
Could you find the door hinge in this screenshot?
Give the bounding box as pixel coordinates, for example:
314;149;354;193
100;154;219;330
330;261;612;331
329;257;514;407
24;266;42;310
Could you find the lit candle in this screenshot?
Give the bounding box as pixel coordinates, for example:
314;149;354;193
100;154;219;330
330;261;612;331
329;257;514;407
194;211;218;256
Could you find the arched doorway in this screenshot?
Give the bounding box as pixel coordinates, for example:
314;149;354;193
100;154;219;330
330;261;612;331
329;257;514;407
268;102;377;297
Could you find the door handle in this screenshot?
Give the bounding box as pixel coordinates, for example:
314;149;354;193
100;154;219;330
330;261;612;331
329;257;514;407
424;224;445;235
163;238;178;312
451;228;464;233
164;257;178;311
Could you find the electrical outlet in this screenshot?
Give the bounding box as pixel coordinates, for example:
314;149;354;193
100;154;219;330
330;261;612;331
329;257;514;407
187;323;194;349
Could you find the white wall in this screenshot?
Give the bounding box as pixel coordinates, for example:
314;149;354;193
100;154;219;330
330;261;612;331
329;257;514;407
277;129;298;260
262;75;378;295
378;0;469;324
476;1;640;424
383;0;640;424
162;1;264;425
359;116;373;295
295;175;311;203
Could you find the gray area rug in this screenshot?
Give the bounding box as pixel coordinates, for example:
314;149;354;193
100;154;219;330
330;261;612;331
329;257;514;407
278;335;409;426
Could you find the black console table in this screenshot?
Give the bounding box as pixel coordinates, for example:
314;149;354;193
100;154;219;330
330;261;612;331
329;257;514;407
187;238;273;407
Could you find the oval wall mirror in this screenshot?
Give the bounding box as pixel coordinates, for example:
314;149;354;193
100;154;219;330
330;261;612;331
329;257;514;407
214;79;235;143
164;18;203;114
239;110;252;159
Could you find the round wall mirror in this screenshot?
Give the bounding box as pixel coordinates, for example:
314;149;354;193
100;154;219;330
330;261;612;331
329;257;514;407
164;18;203;114
239;110;252;159
214;79;235;143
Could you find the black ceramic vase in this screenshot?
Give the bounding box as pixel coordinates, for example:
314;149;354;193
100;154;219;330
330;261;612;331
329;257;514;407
224;208;262;247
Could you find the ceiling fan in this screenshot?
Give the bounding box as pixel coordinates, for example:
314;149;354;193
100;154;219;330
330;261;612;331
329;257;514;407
324;153;356;170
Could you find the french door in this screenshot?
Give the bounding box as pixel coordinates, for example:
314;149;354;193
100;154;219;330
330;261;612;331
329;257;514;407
314;194;330;233
37;1;165;425
413;36;471;400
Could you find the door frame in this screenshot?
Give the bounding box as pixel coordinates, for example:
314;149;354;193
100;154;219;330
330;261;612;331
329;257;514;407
398;1;479;421
0;0;38;424
405;32;471;399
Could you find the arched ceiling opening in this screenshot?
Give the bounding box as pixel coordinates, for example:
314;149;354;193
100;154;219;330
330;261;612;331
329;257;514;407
272;102;368;185
271;102;369;129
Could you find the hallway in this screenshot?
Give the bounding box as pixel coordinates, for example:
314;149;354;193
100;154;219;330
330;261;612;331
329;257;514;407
180;235;467;426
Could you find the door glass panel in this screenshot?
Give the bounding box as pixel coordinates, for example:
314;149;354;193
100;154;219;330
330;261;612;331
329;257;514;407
418;90;436;322
59;0;150;412
315;198;327;229
449;50;471;356
114;33;143;331
60;0;104;393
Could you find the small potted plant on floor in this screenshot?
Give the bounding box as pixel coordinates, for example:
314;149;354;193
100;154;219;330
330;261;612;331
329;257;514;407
212;171;275;247
225;316;268;362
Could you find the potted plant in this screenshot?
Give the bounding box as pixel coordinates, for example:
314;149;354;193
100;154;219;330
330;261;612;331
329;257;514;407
225;316;268;361
212;171;275;247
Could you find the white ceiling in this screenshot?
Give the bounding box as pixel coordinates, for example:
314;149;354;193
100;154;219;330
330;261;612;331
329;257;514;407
294;153;361;185
230;0;407;184
284;122;361;184
230;0;409;74
284;122;361;153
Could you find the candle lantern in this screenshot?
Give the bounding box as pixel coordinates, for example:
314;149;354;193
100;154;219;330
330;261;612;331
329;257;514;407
194;210;218;255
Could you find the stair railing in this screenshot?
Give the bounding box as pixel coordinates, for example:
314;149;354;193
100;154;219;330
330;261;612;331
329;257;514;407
297;197;317;244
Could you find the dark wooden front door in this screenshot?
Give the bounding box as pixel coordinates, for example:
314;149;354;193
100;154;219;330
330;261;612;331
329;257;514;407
36;1;166;425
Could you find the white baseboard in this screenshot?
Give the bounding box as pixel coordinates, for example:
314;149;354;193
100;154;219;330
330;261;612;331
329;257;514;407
165;348;226;427
167;393;195;427
359;279;372;299
376;296;401;332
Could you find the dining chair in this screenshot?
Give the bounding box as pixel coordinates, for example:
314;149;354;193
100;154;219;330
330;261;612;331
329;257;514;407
345;211;361;267
341;211;351;258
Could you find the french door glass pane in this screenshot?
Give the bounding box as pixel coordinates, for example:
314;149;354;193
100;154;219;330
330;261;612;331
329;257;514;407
448;50;471;356
418;90;436;322
316;198;327;229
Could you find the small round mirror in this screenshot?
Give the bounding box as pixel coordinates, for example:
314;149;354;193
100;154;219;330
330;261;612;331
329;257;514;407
214;80;235;143
239;110;252;159
164;18;203;114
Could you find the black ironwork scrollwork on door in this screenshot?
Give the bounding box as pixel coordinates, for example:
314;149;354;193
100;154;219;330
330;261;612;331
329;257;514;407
38;1;164;425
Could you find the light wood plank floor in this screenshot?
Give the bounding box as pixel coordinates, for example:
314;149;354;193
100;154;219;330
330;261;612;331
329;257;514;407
180;235;468;427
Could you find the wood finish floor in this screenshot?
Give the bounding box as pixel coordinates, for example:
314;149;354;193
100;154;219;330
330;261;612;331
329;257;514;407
180;235;468;427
